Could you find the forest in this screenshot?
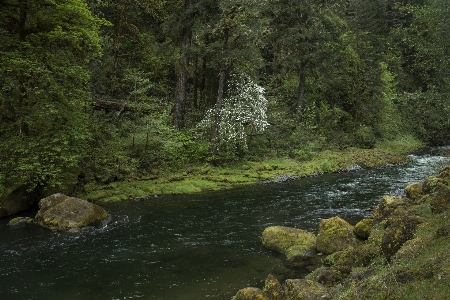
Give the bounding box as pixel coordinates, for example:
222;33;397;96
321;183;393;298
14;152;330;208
1;0;449;199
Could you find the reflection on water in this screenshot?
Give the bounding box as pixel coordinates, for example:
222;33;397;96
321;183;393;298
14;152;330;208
0;147;449;300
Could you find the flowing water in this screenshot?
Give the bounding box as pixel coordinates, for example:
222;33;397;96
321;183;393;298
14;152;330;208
1;147;449;300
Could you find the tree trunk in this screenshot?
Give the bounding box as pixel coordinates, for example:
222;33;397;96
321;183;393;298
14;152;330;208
200;56;207;108
19;0;29;135
173;0;193;129
296;70;306;119
193;54;198;109
211;28;229;155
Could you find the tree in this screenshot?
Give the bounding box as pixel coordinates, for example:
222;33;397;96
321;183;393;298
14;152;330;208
173;0;194;129
390;0;450;144
197;73;269;155
206;0;265;154
0;0;104;194
265;0;343;117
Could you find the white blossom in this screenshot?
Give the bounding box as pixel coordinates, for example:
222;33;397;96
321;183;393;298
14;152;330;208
197;73;269;152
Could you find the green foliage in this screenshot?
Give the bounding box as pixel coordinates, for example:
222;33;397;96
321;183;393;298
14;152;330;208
0;0;105;195
1;0;449;196
354;125;376;149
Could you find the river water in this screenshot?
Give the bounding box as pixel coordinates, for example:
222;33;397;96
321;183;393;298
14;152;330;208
1;147;449;300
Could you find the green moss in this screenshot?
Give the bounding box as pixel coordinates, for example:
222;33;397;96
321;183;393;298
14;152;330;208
354;218;373;240
233;287;268;300
261;226;316;260
78;147;413;203
405;182;424;202
316;217;357;255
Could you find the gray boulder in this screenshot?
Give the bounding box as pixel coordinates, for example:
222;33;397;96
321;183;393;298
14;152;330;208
34;193;110;230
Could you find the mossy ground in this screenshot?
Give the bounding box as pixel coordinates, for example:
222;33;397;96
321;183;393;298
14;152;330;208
334;207;450;300
79;145;420;203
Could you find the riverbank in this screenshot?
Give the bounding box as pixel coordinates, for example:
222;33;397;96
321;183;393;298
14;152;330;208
80;138;423;202
233;164;450;300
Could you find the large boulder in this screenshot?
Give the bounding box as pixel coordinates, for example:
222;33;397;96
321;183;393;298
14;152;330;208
372;195;411;224
261;226;316;260
381;211;423;261
316;217;357;255
34;193;110;230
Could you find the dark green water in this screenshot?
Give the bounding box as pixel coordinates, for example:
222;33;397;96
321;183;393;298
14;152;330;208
1;147;449;300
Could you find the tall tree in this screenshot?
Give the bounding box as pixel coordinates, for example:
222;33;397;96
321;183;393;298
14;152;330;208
0;0;104;194
173;0;194;129
207;0;265;154
266;0;343;117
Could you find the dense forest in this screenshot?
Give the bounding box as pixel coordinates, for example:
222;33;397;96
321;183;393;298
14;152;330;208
1;0;449;197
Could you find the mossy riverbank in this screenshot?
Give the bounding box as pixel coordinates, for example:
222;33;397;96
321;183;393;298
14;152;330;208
79;141;422;203
233;165;450;300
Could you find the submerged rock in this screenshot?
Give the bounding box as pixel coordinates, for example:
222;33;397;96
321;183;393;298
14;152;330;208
34;193;110;230
8;217;33;228
346;164;363;172
261;226;316;261
316;217;357;255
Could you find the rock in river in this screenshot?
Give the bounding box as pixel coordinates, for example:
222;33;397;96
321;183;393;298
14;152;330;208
316;216;357;255
34;193;110;230
261;226;316;261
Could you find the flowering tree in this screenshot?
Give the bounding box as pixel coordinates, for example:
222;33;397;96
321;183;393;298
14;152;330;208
198;73;269;153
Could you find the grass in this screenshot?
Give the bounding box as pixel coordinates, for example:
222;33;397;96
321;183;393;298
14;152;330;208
79;143;421;203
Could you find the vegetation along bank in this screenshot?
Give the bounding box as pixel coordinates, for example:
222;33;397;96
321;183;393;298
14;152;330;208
233;165;450;300
1;0;449;211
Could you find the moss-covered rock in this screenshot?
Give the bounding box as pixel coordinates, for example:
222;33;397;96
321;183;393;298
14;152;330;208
233;287;268;300
284;278;329;299
372;195;411;224
435;224;450;237
428;183;450;214
34;193;110;230
354;218;373;240
8;216;33;228
263;274;286;300
310;267;345;287
381;211;423;260
405;182;424;202
336;244;380;270
261;226;316;260
316;217;357;255
422;175;446;194
322;251;343;267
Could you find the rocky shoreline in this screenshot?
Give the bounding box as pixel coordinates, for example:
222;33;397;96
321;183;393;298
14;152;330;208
233;166;450;299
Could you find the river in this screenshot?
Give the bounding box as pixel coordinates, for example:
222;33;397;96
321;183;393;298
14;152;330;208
1;147;449;300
